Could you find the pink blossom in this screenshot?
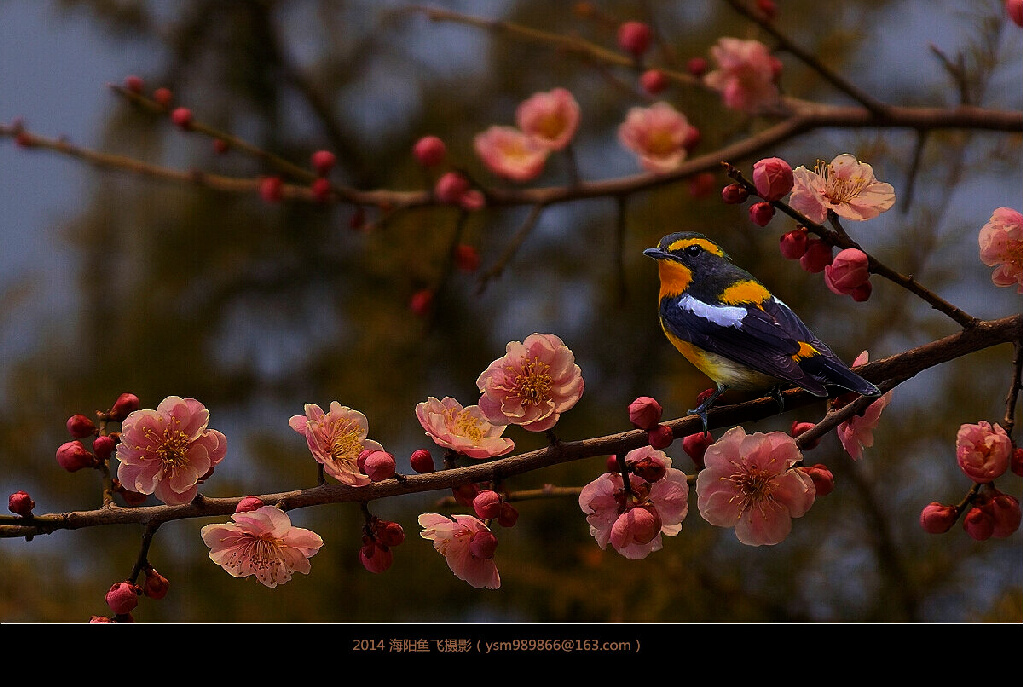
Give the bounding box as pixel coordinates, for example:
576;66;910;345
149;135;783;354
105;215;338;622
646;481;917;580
704;38;780;113
476;333;584;432
115;396;227;505
578;446;689;560
201;506;323;588
835;353;892;460
978;207;1023;293
955;421;1012;483
418;513;500;589
824;248;871;297
789;154;896;224
415;396;515;459
516;88;580;151
617;102;694;173
289;402;382;486
474;126;548;181
752;157;794;201
695;427;815;546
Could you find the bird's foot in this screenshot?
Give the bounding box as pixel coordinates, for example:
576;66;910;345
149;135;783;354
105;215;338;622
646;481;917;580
688;384;726;433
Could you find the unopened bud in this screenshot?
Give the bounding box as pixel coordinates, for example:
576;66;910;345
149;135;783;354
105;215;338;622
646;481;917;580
363;450;396;482
413;136;447;167
93;435;117;459
628;396;663;431
143;568;170;600
468;530;499;559
235;496;264;513
109;393;140;421
410;448;435;473
647;424;674;449
919;502;957;534
473;490;502;520
56;440;96;472
105;582;139;615
66;414;96;438
8;490;34;516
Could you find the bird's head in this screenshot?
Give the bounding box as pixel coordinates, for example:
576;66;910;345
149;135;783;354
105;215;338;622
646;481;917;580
644;232;731;298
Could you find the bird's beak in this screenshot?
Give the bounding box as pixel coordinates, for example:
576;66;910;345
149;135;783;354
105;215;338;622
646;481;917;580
644;247;670;260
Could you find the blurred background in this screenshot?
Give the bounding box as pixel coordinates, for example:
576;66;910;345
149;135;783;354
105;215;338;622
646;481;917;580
0;0;1019;622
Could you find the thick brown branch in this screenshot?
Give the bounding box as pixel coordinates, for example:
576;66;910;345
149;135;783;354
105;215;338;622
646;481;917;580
2;314;1018;540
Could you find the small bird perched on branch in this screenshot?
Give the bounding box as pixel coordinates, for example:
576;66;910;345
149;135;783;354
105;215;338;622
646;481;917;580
644;231;879;429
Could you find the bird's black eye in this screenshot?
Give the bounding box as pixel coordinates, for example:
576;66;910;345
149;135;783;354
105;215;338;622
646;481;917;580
683;244;703;257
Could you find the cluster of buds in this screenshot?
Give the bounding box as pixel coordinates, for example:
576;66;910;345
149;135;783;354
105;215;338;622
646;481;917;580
360;516;406;574
920;421;1021;539
628;396;673;449
56;392;139;474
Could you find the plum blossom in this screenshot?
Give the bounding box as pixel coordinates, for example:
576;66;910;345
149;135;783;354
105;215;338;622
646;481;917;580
617;102;694;173
474;126;548;181
789;154;896;225
956;421;1012;483
289;402;381;486
415;396;515;459
115;396;227;505
201;506;324;588
578;446;689;560
835;352;892;460
477;333;584;432
516;88;580;151
978;207;1023;293
824;247;872;299
696;427;815;546
418;513;500;589
704;38;780;113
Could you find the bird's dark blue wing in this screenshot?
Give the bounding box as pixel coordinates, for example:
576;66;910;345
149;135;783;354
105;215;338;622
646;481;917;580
660;294;830;395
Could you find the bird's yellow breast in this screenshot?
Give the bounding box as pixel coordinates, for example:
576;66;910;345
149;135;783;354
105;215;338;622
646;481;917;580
661;325;775;391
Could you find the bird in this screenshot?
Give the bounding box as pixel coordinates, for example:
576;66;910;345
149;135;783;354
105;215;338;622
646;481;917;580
644;231;880;430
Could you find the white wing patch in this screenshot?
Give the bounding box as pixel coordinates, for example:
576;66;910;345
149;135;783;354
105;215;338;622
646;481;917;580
678;294;746;328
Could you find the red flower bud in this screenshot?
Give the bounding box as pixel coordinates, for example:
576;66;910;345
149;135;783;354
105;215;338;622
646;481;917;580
799;238;833;273
105;582;139;615
311;178;332;203
109;393;140;421
170;107;193;130
631;455;666;483
452;483;479;506
497;502;519;528
152;87;173;108
688;172;716;199
617;21;652;57
92;435;116;459
963;506;994;541
919;502;957;534
757;0;778;20
1007;0;1023;28
212;138;230;155
628;396;663;431
990;491;1022;538
681;126;701;152
752;157;794;201
409;288;434;316
790;420;820;449
468;530;499;560
721;183;748;204
310;149;336;176
259;176;283;204
779;229;809;259
364;450;396;482
410;449;435;473
1013;448;1023;476
824;248;870;296
682;431;714;469
473;490;502;520
434;172;470;204
647;424;674;449
8;490;34;516
143;568;170;600
749;201;776;227
453;244;481;272
413;136;447;167
56;440;96;472
640;69;668;94
123;75;144;94
235;496;264;513
375;520;406;548
359;541;394;573
66;414;96;438
687;56;708;78
801;464;834;497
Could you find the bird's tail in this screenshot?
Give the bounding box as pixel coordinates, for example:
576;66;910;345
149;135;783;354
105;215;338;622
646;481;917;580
800;355;881;397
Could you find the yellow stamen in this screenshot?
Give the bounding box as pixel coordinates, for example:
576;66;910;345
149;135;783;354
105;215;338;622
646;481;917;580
512;357;553;406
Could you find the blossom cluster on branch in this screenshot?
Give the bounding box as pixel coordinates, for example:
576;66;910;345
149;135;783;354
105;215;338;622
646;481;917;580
1;0;1021;622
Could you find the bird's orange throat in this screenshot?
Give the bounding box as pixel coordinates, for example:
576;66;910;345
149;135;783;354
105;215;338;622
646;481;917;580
657;260;692;300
